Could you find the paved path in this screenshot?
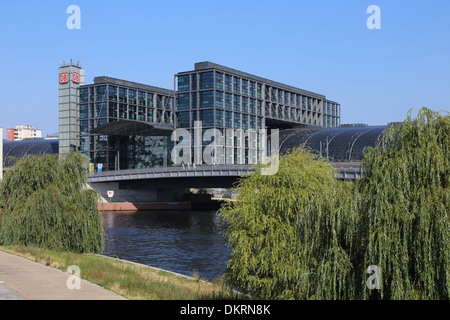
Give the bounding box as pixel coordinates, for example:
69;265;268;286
0;250;126;300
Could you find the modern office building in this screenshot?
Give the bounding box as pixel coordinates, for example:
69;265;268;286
58;61;341;172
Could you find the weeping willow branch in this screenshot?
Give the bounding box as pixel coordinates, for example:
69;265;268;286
0;151;104;254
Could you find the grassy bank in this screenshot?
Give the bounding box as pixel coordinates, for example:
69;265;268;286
0;245;241;300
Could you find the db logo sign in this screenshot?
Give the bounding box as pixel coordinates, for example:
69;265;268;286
59;73;69;83
73;72;80;83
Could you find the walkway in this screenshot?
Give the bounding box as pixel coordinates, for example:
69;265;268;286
0;250;126;300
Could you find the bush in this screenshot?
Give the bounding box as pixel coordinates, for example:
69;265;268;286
0;152;104;253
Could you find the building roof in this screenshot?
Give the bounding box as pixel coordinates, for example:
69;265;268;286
276;125;390;162
2;139;59;167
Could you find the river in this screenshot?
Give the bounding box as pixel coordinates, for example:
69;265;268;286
101;210;231;281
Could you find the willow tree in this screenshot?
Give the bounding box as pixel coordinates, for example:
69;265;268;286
359;108;450;299
219;147;359;299
0;151;104;253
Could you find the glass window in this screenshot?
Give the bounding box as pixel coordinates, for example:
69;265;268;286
178;75;190;92
234;113;241;129
95;86;107;101
80;88;89;103
250;115;256;130
138;91;146;106
80;104;89;119
250;99;256;114
177;93;190;110
278;90;283;104
215;109;223;126
215;91;223;108
200;72;214;90
191;110;197;126
200;90;214;108
129;90;137;105
225;111;232;128
250;81;256;98
233;77;240;94
191;92;197;108
233;95;240;112
96;102;107;117
225;93;232;110
109;102;117;118
80;120;89;134
200;109;214;127
119;104;127;119
147;93;154;107
242;80;248;96
129;106;136;120
147;109;154;122
215;72;223;90
242;114;248;130
191;74;197;91
176;111;190;128
138;107;146;121
119;88;127;103
242;97;248;113
257;100;262;115
108;86;117;101
225;75;232;92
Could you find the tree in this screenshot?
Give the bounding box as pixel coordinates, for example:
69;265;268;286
220;108;449;300
358;108;450;299
0;151;104;253
219;147;358;299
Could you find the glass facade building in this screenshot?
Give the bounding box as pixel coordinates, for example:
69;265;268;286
174;62;341;166
58;61;341;172
76;77;175;171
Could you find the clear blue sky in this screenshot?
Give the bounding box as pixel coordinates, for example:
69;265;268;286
0;0;449;136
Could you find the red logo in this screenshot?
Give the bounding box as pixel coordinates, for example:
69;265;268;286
73;72;80;83
59;73;69;83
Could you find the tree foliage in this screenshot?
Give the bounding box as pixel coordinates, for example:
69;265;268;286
220;108;449;300
359;108;450;299
219;148;359;299
0;151;104;253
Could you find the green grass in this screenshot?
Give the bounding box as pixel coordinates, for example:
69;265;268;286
0;245;243;300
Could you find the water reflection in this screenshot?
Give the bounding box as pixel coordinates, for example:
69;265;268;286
102;210;231;280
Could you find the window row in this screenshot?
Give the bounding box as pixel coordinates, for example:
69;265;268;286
80;103;173;124
176;110;263;130
80;86;173;109
177;72;263;99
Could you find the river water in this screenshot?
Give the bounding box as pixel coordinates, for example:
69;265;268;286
101;210;231;281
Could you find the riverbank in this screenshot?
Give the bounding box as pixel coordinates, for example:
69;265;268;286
0;245;241;300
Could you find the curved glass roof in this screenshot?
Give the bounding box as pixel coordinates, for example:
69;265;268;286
3;140;59;167
277;126;389;162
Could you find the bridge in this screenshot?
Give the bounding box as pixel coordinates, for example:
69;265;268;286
87;162;363;203
87;162;363;185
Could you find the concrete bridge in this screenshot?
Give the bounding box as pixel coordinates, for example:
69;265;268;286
87;162;363;203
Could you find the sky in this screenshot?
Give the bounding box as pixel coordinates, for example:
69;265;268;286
0;0;449;136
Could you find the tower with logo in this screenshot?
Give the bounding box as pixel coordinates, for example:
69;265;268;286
58;60;85;154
